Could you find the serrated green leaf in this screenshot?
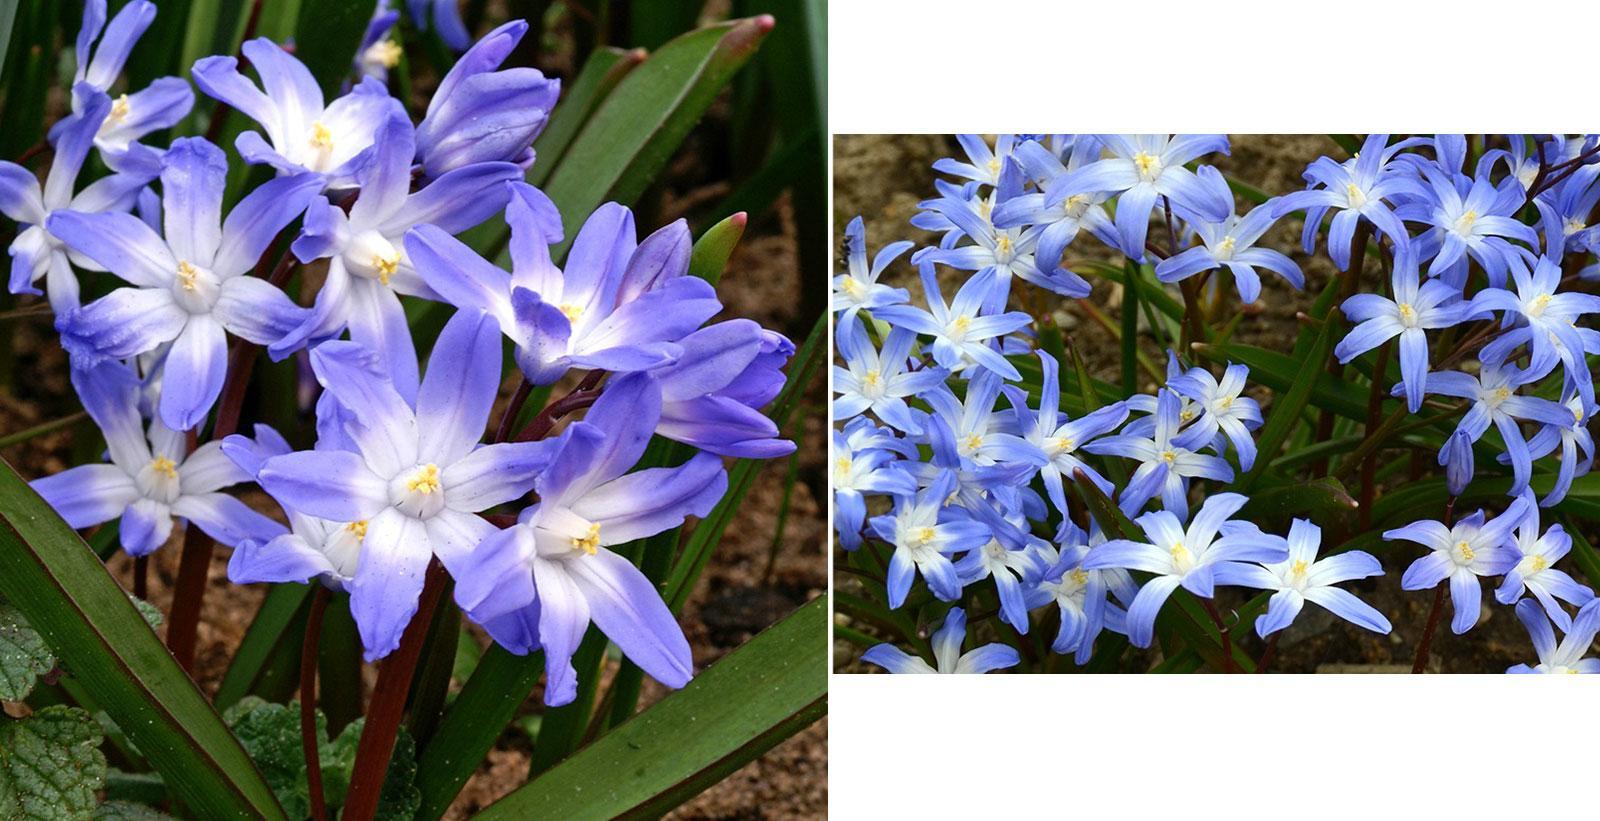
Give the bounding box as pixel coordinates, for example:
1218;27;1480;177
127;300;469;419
0;705;107;820
476;598;826;819
0;603;54;701
225;697;315;819
92;800;177;820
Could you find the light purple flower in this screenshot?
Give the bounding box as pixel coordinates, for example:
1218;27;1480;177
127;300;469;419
455;374;726;706
48;138;322;430
832;215;911;315
1334;251;1477;413
1494;492;1594;629
1391;496;1531;635
29;363;283;557
861;607;1018;674
1081;492;1287;648
282;113;520;400
867;471;992;609
1;87;151;310
407;0;472;51
1082;388;1234;519
1508;598;1600;674
649;319;797;459
192;38;404;188
414;20;560;178
1226;519;1390;638
406;184;721;387
254;310;559;660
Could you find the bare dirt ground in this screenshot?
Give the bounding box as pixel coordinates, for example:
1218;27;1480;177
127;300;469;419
831;133;1591;675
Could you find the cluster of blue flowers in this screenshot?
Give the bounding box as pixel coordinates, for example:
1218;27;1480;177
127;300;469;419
9;1;796;705
834;133;1599;674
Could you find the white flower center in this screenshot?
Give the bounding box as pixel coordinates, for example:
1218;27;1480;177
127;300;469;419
1133;152;1163;182
1527;293;1552;319
1169;541;1195;574
1345;183;1368;209
1396;302;1419;328
1213;236;1237;261
859;369;885;400
171;260;222;314
390;463;445;518
1453;539;1476;565
1453;210;1478;235
135;456;181;504
345;230;404;286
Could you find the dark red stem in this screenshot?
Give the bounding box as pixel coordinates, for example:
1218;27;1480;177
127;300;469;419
342;560;448;821
302;587;331;821
493;379;533;444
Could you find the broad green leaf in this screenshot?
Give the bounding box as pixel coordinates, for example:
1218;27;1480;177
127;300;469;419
476;597;827;819
0;457;285;819
0;705;107;820
535;17;771;260
293;0;371;96
0;603;53;701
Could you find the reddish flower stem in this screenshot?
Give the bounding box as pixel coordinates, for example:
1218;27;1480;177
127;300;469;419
493;378;533;444
1200;597;1236;673
302;586;332;821
342;560;448;821
1411;497;1457;674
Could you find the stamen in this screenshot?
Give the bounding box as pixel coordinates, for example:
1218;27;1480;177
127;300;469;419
1455;540;1475;562
1396;302;1417;326
150;456;178;479
109;94;131;122
371;251;399;286
345;520;368;541
1530;555;1549;573
1069;568;1089;586
571;522;601;556
558;303;583;322
309;122;334;152
1161;449;1177;464
176;261;199;291
405;464;441;494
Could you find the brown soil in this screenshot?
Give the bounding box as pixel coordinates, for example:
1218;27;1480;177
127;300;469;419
830;134;1593;675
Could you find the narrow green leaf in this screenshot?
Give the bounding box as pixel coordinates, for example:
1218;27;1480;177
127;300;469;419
293;0;370;96
663;311;821;611
525;46;641;188
0;0;18;80
476;597;826;819
528;628;608;775
687;211;748;285
215;583;313;710
412;647;544;820
536;17;771;260
0;457;285;818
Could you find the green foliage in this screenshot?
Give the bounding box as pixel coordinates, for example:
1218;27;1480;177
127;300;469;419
0;705;108;820
225;696;422;820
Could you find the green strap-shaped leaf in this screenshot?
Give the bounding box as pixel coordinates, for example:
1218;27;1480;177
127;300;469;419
535;17;771;260
525;46;642;189
294;0;373;96
215;582;314;710
0;457;286;819
476;597;827;819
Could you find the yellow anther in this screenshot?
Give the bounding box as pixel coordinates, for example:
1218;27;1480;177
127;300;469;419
834;456;852;476
149;456;178;479
1565;218;1586;236
915;526;937;545
571;522;601;555
1291;558;1309;579
176;260;199;291
405;463;441;494
1161;449;1177;464
987;156;1001;176
1215;236;1237;258
1169;542;1191;563
1397;303;1417;324
1133;152;1160;179
1530;293;1552;316
1216;396;1233;409
1493;387;1512;403
1455;210;1478;233
951;316;971;334
371;251;399;286
1179;408;1195;422
861;370;881;390
1455;540;1475;562
1530;555;1549;572
1046;436;1074;455
371;39;403;68
1069;568;1089;586
109;94;131;122
309;122;334;151
1345;182;1366;206
840;277;864;297
994;235;1014;257
963;433;984;453
345;520;368;541
558;303;583;322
